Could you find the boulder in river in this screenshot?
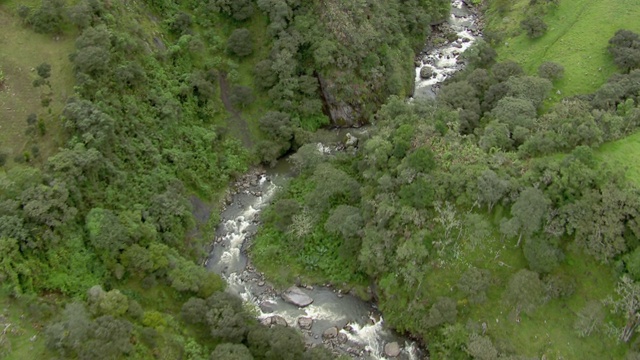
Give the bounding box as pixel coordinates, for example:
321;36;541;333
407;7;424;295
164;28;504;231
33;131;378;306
297;316;313;330
261;315;288;327
282;286;314;307
345;133;358;147
384;342;401;357
323;326;338;339
420;67;434;79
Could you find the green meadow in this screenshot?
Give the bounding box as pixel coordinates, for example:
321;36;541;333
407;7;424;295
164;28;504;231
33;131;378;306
486;0;640;98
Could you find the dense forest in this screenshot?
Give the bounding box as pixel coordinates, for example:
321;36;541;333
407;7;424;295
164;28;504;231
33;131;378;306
0;0;450;358
1;0;640;358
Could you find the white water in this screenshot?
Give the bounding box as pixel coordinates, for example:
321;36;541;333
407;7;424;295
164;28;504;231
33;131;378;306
413;0;480;99
206;1;481;358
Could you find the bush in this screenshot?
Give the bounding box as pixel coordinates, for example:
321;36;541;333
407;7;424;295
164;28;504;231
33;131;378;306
538;61;565;81
230;86;254;109
608;29;640;73
226;28;253;57
28;0;67;35
520;16;547;39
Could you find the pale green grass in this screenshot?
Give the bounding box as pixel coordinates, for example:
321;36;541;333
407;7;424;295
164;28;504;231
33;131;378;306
487;0;640;98
420;208;624;359
0;4;76;167
596;130;640;187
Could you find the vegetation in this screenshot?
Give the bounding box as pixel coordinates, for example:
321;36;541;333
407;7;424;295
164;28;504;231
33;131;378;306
2;0;640;358
483;0;640;98
252;27;640;358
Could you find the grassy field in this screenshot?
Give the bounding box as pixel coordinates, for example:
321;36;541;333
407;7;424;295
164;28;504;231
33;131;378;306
596;130;640;187
0;3;76;168
419;209;625;359
486;0;640;98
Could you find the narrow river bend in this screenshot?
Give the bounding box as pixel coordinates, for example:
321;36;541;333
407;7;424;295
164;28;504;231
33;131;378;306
205;1;481;358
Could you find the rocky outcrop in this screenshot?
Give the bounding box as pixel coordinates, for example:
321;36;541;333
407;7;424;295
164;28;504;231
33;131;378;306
316;73;366;128
282;286;314;307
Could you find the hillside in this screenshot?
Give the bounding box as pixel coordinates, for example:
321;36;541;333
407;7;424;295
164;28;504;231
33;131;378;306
0;0;451;358
484;0;640;98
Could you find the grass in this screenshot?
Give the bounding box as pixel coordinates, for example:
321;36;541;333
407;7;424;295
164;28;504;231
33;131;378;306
596;130;640;187
0;291;51;360
486;0;640;98
0;3;77;168
417;211;625;359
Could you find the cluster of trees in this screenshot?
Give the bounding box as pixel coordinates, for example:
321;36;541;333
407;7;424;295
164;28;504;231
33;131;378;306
251;31;640;357
42;285;333;359
0;0;338;357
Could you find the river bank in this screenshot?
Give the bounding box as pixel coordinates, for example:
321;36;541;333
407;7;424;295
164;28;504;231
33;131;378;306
205;1;484;358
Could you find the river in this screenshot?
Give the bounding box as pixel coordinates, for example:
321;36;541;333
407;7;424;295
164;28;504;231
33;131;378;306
205;1;481;358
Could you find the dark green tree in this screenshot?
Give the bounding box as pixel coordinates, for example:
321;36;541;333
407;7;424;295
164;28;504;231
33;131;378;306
520;16;547;38
211;343;254;360
491;60;524;82
608;29;640;73
227;28;253;57
503;269;545;315
538;61;565;81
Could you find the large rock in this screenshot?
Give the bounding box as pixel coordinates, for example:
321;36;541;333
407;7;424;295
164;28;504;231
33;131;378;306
420;67;434;79
384;342;401;358
282;286;314;307
345;133;358;148
316;74;365;128
261;315;288;327
323;327;338;339
297;317;313;330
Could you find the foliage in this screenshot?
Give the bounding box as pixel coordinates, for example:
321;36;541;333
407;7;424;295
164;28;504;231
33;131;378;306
520;16;547;39
608;29;640;73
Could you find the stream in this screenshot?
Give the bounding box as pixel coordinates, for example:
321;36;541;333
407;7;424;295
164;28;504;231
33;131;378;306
205;1;481;358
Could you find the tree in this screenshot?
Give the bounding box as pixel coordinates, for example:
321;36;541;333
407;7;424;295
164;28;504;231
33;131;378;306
21;181;77;229
608;29;640;73
503;269;544;315
466;334;499;360
28;0;67;34
505;76;552;109
439;81;481;134
230;86;255;109
44;302;92;357
85;208;129;268
306;163;360;211
254;59;278;90
457;267;491;304
500;187;550;246
227;28;253;57
491;60;523;82
206;292;249;343
424;297;457;328
520;16;547;38
476;170;509;211
209;0;255;21
79;315;133;360
258;111;294;143
324;205;363;240
181;297;208;325
574;300;605;337
604;275;640;342
211;343;254;360
523;236;563;273
538;61;565;81
247;324;305;360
